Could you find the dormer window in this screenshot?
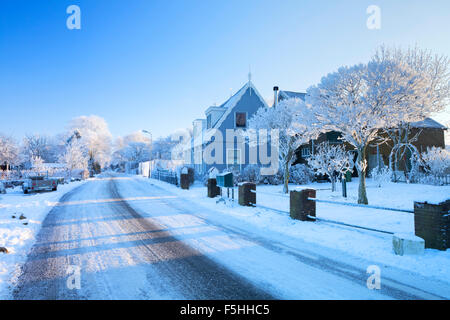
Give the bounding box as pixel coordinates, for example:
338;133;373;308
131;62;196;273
207;114;212;129
235;112;247;128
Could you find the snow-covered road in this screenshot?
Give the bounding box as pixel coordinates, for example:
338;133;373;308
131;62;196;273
12;175;450;299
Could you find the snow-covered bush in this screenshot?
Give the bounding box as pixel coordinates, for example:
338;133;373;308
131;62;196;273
194;169;209;186
289;164;314;185
420;147;450;185
241;165;262;184
261;169;284;185
370;165;392;188
222;166;242;185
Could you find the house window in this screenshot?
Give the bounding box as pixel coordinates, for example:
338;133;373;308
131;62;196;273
207;114;212;129
235;112;247;128
301;147;311;158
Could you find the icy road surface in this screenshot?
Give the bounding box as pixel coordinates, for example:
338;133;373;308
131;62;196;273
13;175;450;299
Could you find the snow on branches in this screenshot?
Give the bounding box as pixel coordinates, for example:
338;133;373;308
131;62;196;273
306;46;450;204
420;147;450;182
0;134;19;169
59;139;89;172
307;142;353;192
69;115;113;168
248;98;319;193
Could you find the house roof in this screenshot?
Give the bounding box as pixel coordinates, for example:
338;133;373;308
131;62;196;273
410;118;447;129
279;90;306;101
183;80;268;151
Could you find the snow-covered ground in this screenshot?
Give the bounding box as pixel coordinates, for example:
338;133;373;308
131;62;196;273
147;177;450;283
0;180;86;298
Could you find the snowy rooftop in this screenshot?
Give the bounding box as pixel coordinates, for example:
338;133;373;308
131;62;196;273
182;81;268;151
410;118;447;129
279;91;306;101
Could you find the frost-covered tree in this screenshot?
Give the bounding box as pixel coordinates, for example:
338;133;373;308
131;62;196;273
248;98;319;193
121;142;151;163
307;142;353;192
421;147;450;182
31;156;45;175
21;134;61;165
307;64;380;203
0;133;19;171
112;131;152;165
68;115;112;170
59;140;89;174
307;48;448;204
372;47;450;179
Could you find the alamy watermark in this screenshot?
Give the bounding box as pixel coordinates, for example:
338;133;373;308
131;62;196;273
66;5;81;30
367;5;381;30
66;265;81;290
366;265;381;290
170;128;281;176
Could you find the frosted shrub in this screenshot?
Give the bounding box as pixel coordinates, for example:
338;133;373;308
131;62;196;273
260;169;283;185
241;165;262;184
289;164;314;185
307;142;353;192
421;147;450;185
370;166;392;188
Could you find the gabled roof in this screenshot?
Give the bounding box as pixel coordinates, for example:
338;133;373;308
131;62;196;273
209;80;268;132
410;118;447;129
183;81;268;151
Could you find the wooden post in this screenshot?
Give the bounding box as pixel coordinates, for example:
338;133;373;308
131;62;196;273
207;178;220;198
290;189;316;221
414;200;450;250
238;183;256;206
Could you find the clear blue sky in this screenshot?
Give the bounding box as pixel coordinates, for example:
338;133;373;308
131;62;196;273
1;0;449;140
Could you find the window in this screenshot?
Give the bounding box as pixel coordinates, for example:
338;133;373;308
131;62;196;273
301;147;311;158
207;114;212;129
235;112;247;128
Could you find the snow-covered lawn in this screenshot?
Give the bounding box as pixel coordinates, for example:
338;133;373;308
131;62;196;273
147;177;450;283
0;180;86;298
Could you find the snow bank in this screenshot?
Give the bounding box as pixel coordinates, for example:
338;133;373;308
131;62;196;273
0;180;86;299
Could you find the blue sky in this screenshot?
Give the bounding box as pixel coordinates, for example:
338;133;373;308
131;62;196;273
1;0;449;140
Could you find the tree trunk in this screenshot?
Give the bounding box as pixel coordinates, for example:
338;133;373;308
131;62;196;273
357;147;369;205
331;175;336;192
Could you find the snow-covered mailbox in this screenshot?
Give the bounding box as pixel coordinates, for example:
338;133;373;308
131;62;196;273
216;172;234;200
216;172;233;188
180;167;190;190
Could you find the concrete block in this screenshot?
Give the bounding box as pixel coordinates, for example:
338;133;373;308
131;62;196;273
393;233;425;256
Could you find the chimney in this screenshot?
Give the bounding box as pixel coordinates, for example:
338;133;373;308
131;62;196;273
273;86;279;107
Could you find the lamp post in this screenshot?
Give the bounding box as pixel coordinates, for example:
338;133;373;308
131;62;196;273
141;130;153;177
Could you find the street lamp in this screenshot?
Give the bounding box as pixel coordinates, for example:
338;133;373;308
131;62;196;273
141;130;153;177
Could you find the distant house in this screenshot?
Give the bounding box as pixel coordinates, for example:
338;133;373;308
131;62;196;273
294;117;447;175
182;78;269;174
272;86;306;107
